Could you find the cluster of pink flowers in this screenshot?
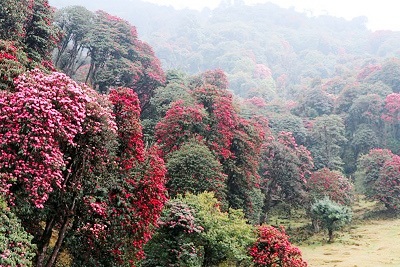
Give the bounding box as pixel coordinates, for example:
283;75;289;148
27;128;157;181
0;69;89;207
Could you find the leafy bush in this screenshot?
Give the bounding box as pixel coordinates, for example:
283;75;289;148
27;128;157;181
0;198;36;267
143;192;256;267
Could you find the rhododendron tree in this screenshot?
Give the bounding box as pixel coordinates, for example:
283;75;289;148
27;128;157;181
375;155;400;211
81;10;165;109
156;70;265;221
0;0;59;67
308;168;354;206
0;69;91;207
259;132;313;224
357;148;395;200
142;199;204;267
0;40;28;90
225;117;265;222
68;88;167;266
383;93;400;123
155;100;207;156
192;83;237;159
24;0;60;64
0;71;167;267
0;0;33;42
249;225;308;267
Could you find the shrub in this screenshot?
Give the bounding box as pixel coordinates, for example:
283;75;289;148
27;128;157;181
249;225;308;267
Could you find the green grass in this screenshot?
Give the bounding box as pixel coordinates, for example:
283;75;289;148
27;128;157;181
281;196;400;267
212;197;400;267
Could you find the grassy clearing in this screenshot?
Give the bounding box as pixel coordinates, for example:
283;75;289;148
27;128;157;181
295;196;400;267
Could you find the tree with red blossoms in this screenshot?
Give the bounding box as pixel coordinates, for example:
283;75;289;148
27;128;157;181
156;70;265;221
249;225;308;267
357;148;395;201
0;0;33;42
308;168;354;206
0;71;167;267
155;100;207;157
259;132;314;224
382;93;400;145
0;40;29;90
0;69;118;267
67;88;167;266
107;87;167;264
375;155;400;211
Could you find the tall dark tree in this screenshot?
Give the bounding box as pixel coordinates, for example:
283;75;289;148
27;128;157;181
259;132;313;223
24;0;60;64
309;115;346;171
53;6;94;76
82;10;165;110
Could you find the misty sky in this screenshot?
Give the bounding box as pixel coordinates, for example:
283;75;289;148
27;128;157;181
143;0;399;31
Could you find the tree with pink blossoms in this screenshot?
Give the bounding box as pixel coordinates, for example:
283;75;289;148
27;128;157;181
0;72;167;267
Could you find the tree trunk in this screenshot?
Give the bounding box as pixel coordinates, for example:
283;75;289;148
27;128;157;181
260;194;272;225
43;197;77;267
312;218;320;233
44;216;71;267
35;217;56;267
328;229;334;243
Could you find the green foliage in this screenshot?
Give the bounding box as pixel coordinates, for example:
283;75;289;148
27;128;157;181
24;0;60;63
166;140;227;204
309;115;347;171
54;5;94;76
269;114;307;145
0;0;31;42
367;58;400;93
144;192;256;267
311;197;352;242
0;40;28;90
142;199;204;267
259;132;313;224
294;87;334;118
0;198;36;267
357;148;395;199
184;192;256;266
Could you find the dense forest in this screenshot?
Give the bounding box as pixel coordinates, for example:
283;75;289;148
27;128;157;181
1;0;400;266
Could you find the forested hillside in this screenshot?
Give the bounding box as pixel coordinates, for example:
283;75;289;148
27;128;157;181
1;0;400;266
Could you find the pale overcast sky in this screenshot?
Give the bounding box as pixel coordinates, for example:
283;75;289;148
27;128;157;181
143;0;399;31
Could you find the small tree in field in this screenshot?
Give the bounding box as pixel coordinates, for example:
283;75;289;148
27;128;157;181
249;225;308;267
311;197;352;243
